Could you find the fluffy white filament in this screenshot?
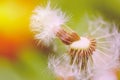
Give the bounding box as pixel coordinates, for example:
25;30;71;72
81;17;120;80
48;54;78;80
49;17;120;80
30;2;68;46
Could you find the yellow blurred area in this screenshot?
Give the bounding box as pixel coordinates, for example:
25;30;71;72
0;0;43;60
0;0;40;37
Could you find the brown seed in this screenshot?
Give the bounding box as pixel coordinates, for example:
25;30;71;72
56;28;80;45
69;37;96;71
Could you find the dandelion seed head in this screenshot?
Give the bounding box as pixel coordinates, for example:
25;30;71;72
30;2;68;46
69;37;96;71
68;17;120;79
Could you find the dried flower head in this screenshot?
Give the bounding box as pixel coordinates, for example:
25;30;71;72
48;16;120;80
68;17;120;79
69;37;96;70
30;2;68;47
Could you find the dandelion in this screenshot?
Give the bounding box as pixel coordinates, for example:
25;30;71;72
48;17;120;80
30;1;120;79
30;2;69;47
68;17;120;79
69;36;96;70
30;1;80;48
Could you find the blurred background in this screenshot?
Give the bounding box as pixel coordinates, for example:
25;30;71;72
0;0;120;80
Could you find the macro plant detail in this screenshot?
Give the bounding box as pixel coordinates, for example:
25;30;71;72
69;37;96;71
30;2;68;47
30;2;120;80
55;26;80;45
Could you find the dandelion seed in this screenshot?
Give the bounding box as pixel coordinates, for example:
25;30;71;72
67;17;120;79
30;2;69;47
69;37;96;70
48;17;120;80
56;25;80;45
48;54;78;80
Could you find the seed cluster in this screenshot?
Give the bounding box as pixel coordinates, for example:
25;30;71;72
56;28;80;45
69;37;96;70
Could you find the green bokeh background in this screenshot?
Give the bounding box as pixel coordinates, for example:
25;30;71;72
0;0;120;80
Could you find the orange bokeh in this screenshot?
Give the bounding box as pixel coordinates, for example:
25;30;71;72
0;0;43;60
